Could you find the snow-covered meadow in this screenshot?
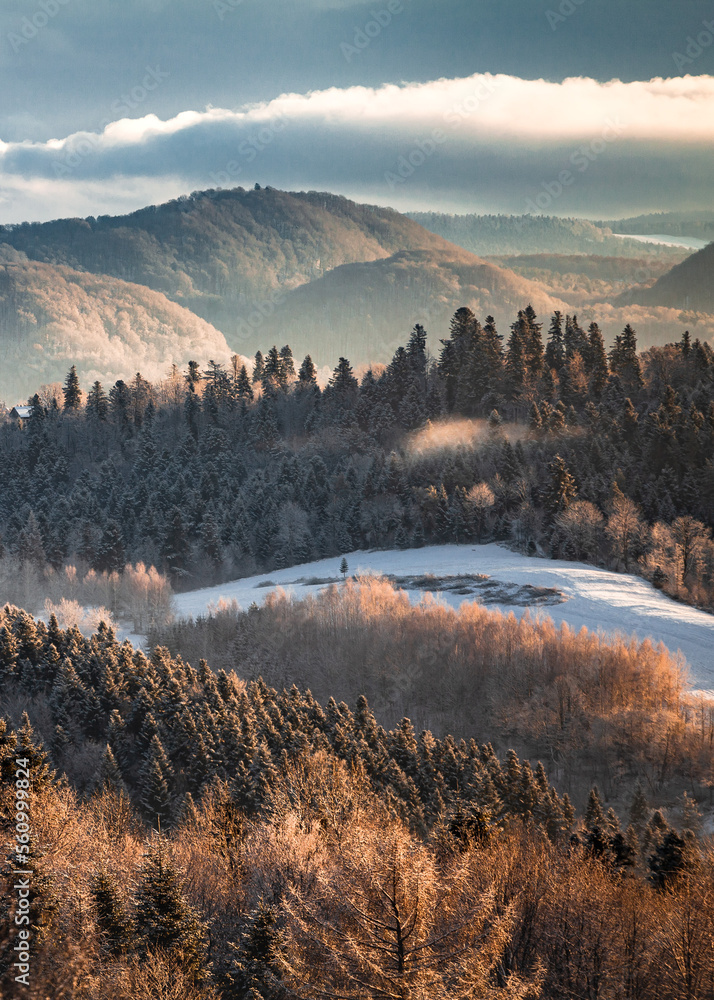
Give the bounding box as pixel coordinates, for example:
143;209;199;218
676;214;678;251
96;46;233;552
169;544;714;694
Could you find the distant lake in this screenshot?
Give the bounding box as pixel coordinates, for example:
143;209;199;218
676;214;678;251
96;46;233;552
613;233;709;250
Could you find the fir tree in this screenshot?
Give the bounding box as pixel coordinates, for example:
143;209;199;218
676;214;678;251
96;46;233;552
96;519;125;573
543;454;577;520
252;350;265;385
87;381;109;423
134;835;209;982
298;354;318;386
62;365;82;412
225;900;285;1000
236;364;254;401
545;311;566;373
90;869;134;955
584;786;605;830
139;734;175;827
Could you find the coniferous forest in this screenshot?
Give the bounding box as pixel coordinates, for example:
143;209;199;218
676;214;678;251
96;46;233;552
2;303;714;998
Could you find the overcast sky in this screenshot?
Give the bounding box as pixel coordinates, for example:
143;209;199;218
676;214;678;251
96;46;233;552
1;0;713;223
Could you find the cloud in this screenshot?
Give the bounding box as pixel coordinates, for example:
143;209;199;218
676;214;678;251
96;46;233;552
1;72;713;222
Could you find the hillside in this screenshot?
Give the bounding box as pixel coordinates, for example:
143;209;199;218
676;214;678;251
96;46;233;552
0;187;460;349
406;212;688;259
483;253;683;303
253;247;569;365
624;241;714;313
168;544;714;692
597;211;714;242
0;251;232;401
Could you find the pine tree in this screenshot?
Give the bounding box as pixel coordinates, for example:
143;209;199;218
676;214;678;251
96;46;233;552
587;322;609;396
96;519;125;573
139;734;175;827
610;324;643;393
298;354;318;386
185;360;202;391
543;454;577;520
524;304;544;380
62;365;82;412
17;511;46;568
134;835;208;982
585;786;605;830
109;379;132;430
225;900;285;1000
505;312;529;398
529;401;543;435
564;314;589;362
253;350;265;385
162;507;191;580
628;781;649;832
545;311;566;373
648;830;691;891
279;344;296;383
236;364;254;402
263;346;285;388
90;869;134;954
96;743;126;795
86;380;109;421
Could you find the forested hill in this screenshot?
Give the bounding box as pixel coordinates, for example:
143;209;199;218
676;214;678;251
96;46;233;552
406;212;689;259
1;306;713;614
0;252;233;401
596;211;714;241
0;187;460;346
249;248;569;365
624;241;714;314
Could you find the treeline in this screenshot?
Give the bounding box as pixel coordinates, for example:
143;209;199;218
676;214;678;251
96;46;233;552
1;306;713;605
0;555;173;628
0;607;712;999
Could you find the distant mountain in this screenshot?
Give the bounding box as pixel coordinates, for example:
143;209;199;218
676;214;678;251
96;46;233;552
0;250;232;402
406;212;688;259
596;211;714;242
251;247;569;367
624;242;714;313
0;187;459;350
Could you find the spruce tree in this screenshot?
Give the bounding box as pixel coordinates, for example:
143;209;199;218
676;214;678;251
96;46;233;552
225;900;285;1000
298;354;318;386
236;364;254;401
139;734;175;827
96;519;125;573
134;835;208;982
62;365;82;412
584;786;605;830
545;311;566;373
90;869;134;954
252;351;265;385
544;454;577;520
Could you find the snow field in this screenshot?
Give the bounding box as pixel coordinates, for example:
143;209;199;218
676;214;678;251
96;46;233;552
169;544;714;693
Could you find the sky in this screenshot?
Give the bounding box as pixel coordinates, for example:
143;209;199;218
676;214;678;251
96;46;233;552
1;0;713;223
